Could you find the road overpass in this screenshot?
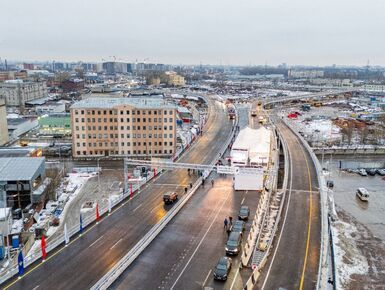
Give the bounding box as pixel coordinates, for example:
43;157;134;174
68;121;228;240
2;98;234;290
256;117;321;289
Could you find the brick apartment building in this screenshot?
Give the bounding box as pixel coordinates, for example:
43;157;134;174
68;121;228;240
70;98;177;158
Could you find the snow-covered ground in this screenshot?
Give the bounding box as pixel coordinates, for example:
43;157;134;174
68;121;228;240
332;218;369;288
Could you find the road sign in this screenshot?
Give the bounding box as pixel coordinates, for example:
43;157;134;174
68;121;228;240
216;166;239;175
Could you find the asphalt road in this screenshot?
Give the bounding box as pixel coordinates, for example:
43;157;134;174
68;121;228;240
257;118;321;290
111;104;258;290
3;99;234;290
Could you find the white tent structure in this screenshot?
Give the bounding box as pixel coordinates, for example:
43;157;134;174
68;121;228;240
249;126;272;167
231;126;272;191
231;126;271;167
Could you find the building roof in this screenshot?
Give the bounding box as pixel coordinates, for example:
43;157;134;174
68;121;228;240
71;97;177;110
0;157;45;181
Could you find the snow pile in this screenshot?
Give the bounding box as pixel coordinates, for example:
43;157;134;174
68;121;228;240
332;219;369;288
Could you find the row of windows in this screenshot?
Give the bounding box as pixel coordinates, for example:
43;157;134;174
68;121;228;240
74;109;174;116
76;141;173;147
74;125;174;131
74;117;173;123
76;133;173;140
76;149;174;156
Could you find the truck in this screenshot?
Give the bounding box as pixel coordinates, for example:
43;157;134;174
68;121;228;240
227;104;236;119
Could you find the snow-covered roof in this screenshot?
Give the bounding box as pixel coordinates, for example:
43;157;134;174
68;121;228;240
232;127;261;150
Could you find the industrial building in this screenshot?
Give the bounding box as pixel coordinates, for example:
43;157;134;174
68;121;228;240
0;99;8;145
38;114;71;136
0;157;47;209
70;97;177;158
7;117;39;141
0;80;48;107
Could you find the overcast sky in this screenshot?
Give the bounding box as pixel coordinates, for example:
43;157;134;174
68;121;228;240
1;0;385;66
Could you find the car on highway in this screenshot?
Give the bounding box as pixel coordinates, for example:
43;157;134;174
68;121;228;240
358;169;368;176
356;187;369;202
238;206;250;220
232;220;245;234
225;231;242;255
213;256;232;281
163;191;178;204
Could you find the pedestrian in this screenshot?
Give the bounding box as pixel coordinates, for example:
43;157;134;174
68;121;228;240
224;218;228;229
211;179;214;187
189;182;192;189
184;187;188;194
229;216;233;225
202;178;205;187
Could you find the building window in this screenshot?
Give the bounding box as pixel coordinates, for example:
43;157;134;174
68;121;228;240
127;150;131;154
138;150;141;154
81;118;85;122
169;118;173;122
164;118;167;122
81;110;84;114
76;134;80;138
126;110;130;115
98;118;101;122
169;126;173;130
126;118;130;122
76;142;80;147
137;118;140;122
121;134;124;138
169;149;173;154
164;110;167;115
121;142;124;146
143;134;146;138
121;126;124;130
92;110;95;115
137;134;141;138
133;142;136;146
98;110;101;115
120;110;124;115
75;118;79;122
75;110;79;115
169;134;173;138
169;142;173;146
137;110;140;115
120;118;124;122
77;151;80;155
103;110;107;115
75;126;79;130
104;118;107;122
148;111;152;115
169;110;173;115
126;134;130;138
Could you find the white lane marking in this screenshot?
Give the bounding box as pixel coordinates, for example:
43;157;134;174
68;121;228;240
88;235;104;248
261;134;294;290
110;238;123;250
150;204;162;214
32;286;40;290
202;269;212;287
230;267;240;290
241;197;245;205
170;190;231;290
133;204;142;212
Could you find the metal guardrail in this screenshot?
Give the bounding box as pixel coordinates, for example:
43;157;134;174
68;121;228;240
282;118;329;290
91;101;239;290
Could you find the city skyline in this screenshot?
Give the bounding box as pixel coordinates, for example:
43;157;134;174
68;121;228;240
1;0;385;66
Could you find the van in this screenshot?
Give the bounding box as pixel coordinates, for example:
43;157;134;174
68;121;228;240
225;231;242;255
356;188;369;202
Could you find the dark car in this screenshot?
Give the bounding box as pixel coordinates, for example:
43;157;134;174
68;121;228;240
213;256;232;281
225;231;242;255
163;191;178;204
367;169;377;176
238;206;250;220
232;220;246;233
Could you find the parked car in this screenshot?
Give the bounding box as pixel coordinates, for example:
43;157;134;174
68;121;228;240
358;169;368;176
376;169;385;176
238;206;250;220
213;257;232;281
367;169;377;176
163;191;178;204
225;231;242;255
232;220;246;233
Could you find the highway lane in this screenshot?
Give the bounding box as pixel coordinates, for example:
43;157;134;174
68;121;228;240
111;176;260;290
257;118;321;290
3;99;234;290
110;104;257;290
